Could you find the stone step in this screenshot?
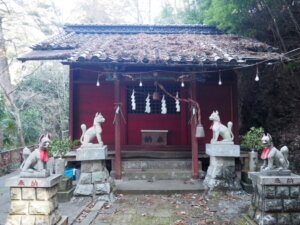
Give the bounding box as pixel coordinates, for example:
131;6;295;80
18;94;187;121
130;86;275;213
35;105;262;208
120;159;202;170
111;169;202;180
115;179;205;195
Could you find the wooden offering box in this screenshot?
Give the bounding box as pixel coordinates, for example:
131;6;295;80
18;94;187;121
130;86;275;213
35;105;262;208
141;130;168;145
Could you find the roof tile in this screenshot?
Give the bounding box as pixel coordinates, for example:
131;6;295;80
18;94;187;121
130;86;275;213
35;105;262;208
18;24;282;64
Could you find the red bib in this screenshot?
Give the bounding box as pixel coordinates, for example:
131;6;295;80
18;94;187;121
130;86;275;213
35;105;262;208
261;147;270;160
39;149;49;162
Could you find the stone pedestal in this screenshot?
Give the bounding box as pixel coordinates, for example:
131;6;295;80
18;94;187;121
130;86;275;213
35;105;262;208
248;172;300;225
57;177;75;202
5;174;68;225
249;151;258;172
74;145;113;201
204;144;241;191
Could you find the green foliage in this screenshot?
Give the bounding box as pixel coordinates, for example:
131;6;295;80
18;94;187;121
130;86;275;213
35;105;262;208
14;62;69;144
48;137;79;158
0;97;17;147
241;127;265;151
156;0;300;50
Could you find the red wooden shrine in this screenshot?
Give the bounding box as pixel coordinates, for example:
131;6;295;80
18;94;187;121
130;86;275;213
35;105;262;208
19;24;281;179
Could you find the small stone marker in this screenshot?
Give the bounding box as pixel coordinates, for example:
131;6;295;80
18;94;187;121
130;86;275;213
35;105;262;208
5;174;68;225
248;172;300;225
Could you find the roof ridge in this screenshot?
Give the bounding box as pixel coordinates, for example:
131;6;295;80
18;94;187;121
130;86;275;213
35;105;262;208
63;24;225;35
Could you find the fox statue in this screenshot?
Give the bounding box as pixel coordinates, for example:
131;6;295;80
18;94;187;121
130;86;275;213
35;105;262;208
80;112;105;146
20;134;51;177
260;133;289;171
209;110;234;144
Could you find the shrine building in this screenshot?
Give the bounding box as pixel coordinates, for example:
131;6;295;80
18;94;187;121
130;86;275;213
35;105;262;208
19;24;282;180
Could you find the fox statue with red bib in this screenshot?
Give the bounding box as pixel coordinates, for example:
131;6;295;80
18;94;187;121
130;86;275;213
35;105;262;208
20;134;51;178
260;133;290;175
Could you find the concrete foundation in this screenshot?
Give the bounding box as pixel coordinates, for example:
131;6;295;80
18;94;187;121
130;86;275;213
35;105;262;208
5;174;68;225
249;172;300;225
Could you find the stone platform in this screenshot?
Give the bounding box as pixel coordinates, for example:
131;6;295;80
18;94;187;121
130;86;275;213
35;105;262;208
249;172;300;225
76;145;107;161
204;144;241;191
5;174;68;225
74;145;113;200
206;144;240;157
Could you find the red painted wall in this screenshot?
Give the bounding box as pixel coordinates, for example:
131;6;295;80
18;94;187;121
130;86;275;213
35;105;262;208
71;67;238;151
196;84;237;150
73;83;115;145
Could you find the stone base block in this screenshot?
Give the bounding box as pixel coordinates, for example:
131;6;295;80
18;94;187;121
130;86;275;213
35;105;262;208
204;156;241;191
20;170;50;178
6;174;61;188
76;145;107;161
81;161;105;173
206;144;240;157
260;169;292;176
57;187;75;202
58;177;73;192
6;209;61;225
95;183;111;195
74;184;93;196
249;172;300;225
249;172;300;185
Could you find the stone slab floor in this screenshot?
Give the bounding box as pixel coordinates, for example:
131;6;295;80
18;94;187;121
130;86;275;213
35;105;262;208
91;192;251;225
0;171;19;225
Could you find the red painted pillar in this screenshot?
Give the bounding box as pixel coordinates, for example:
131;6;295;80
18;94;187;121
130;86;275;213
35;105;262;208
114;78;122;179
190;81;199;179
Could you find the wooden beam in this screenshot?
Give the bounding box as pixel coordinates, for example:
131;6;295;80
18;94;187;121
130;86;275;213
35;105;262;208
190;80;199;179
69;66;75;140
114;76;122;179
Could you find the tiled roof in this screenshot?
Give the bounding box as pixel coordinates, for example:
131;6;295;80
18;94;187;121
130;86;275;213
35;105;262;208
18;24;282;65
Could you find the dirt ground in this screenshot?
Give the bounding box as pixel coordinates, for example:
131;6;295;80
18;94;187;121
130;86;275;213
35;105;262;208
89;191;252;225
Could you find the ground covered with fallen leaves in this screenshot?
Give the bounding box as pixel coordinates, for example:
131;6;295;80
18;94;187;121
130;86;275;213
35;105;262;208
91;191;252;225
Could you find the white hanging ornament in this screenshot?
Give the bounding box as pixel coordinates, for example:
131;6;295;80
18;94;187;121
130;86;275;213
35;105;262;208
131;89;136;110
96;73;100;87
175;92;180;112
181;79;185;87
145;93;151;113
161;95;167;114
255;65;260;82
218;71;222;86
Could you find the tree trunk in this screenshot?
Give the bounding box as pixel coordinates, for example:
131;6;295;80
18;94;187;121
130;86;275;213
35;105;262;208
0;17;25;146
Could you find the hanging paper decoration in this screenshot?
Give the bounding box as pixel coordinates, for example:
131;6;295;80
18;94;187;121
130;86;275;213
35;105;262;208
255;65;260;82
218;70;222;86
145;93;151;113
175;92;180;112
161;95;167;114
131;89;136;110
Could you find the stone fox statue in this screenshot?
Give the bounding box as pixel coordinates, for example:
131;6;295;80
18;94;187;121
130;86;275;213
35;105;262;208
20;134;51;177
260;133;289;171
80;112;105;146
209;110;234;143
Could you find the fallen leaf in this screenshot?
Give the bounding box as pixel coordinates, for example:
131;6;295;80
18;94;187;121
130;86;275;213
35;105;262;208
173;220;188;225
205;218;215;224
